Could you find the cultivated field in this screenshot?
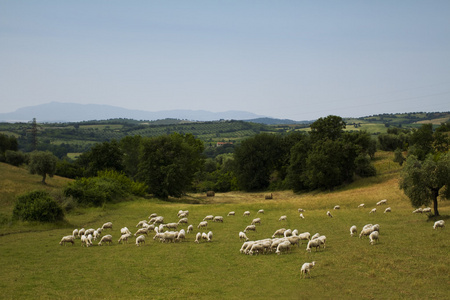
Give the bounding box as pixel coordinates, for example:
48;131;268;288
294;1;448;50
0;157;449;299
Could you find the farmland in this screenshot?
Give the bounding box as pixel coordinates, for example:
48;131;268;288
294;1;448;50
0;152;449;299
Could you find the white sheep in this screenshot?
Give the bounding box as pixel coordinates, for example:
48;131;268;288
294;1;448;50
276;240;292;255
286;235;301;248
118;233;131;244
358;203;365;208
299;213;305;219
251;218;261;225
84;228;95;236
201;232;209;242
59;235;75;246
136;235;146;246
165;222;178;230
81;235;90;247
240;241;254;253
376;199;387;206
279;215;287;221
239;231;249;241
93;230;101;241
284;229;292;237
359;227;374;238
203;215;214;221
134;227;149;236
243;211;250;216
300;261;316;279
195;232;201;243
298;208;305;212
102;222;113;230
86;234;94;246
292;229;299;236
433;220;445;229
257;209;264;214
227;211;235;216
78;228;86;237
207;231;213;242
317;235;326;249
326;211;333;218
72;229;79;238
187;225;194;233
197;221;208;229
176;229;186;242
272;228;286;238
98;234;113;246
384;207;391;213
422;207;432;213
350;225;357;237
244;225;256;233
177;210;189;217
162;231;178;243
136;220;148;227
153;216;164;224
306;239;321;252
213;216;224;223
369;231;379;245
298;232;311;243
311;233;320;240
333;205;340;210
371;224;380;232
412;208;423;214
178;217;188;224
248;243;265;255
148;213;158;219
369;208;376;214
120;227;132;235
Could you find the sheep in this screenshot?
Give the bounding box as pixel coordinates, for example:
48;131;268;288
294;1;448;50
433;220;445;229
158;224;166;232
299;213;305;219
369;208;376;214
333;205;340;210
93;230;101;241
279;215;287;221
412;208;423;214
239;231;249;241
272;228;286;238
358;203;365;208
162;231;178;243
270;238;286;252
87;234;94;246
251;218;261;225
176;229;186;242
363;224;373;230
350;225;357;237
195;232;201;243
81;235;90;247
300;261;316;279
359;227;374;238
150;216;164;224
134;227;149;236
197;221;208;229
178;218;188;225
371;224;380;232
248;243;265;255
311;233;320;240
203;215;214;221
384;207;391;213
243;211;250;216
201;232;209;242
178;212;188;219
326;211;333;218
244;225;256;233
227;211;235;216
120;227;132;235
118;233;131;244
148;213;158;219
369;231;379;245
286;236;301;248
284;229;292;237
102;222;113;230
376;199;387;206
265;193;273;200
207;231;213;242
306;239;321;252
78;228;86;237
298;208;305;212
257;209;265;214
240;241;255;253
72;229;79;238
213;216;224;223
177;210;189;217
187;225;194;233
59;235;75;246
422;207;432;213
317;235;326;248
98;235;113;246
298;232;311;243
165;223;178;230
153;231;164;242
136;235;146;246
136;220;148;227
276;240;292;255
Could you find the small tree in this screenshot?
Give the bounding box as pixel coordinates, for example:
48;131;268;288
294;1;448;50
399;153;450;216
29;151;58;184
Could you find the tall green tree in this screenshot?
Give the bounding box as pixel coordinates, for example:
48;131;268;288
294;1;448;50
138;133;204;199
408;123;434;160
399;153;450;216
310;115;346;141
78;140;124;177
29;151;58;184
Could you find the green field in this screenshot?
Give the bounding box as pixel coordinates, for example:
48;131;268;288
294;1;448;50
0;154;449;299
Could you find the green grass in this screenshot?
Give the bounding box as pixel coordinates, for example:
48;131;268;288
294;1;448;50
0;155;449;299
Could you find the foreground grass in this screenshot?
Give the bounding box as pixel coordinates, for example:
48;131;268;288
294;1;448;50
0;156;449;299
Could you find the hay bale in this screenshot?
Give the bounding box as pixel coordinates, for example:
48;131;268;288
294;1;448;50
265;193;273;200
206;191;215;197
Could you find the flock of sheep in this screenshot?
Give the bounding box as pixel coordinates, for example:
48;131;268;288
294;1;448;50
59;198;445;279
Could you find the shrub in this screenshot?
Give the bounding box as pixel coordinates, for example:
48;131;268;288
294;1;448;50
354;154;377;177
13;190;65;222
5;150;28;166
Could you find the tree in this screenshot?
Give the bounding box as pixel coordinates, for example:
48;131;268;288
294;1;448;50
78;140;124;177
408;123;433;160
29;151;58;184
399;153;450;216
310;115;346;141
138;133;204;199
119;135;142;179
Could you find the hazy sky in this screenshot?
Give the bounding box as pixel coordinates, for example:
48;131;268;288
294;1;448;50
1;1;449;120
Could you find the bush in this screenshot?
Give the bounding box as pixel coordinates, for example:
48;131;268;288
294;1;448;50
354;154;377;178
13;190;65;222
5;150;28;166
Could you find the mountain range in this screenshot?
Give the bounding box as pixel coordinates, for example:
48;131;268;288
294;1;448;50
0;102;302;124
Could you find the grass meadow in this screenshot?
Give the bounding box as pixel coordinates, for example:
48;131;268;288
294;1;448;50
0;154;449;299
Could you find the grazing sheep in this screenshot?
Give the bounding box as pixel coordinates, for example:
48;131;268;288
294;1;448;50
213;216;224;223
422;207;432;213
203;215;214;221
197;221;208;229
326;211;333;218
276;241;292;255
227;211;235;216
350;225;357;237
306;239;321;252
433;220;445;229
244;225;256;233
251;218;261;225
201;232;209;242
178;218;188;225
359;227;374;238
358;203;365;208
136;235;146;246
59;235;75;246
371;224;380;232
239;231;249;241
134;228;149;236
118;233;131;244
257;209;265;214
248;243;265;255
384;207;391;213
165;223;178;230
369;231;379;245
369;208;376;214
298;208;305;212
333;205;340;210
187;225;194;233
284;229;292;237
272;228;286;238
376;199;387;206
286;236;301;248
81;235;90;247
153;216;164;224
412;208;423;214
311;233;320;240
177;210;189;217
158;224;166;233
93;230;101;241
243;211;250;216
299;213;305;219
176;229;186;242
300;261;316;279
143;224;155;232
207;231;213;242
72;229;79;238
317;235;326;249
240;241;255;253
195;232;201;243
120;227;132;235
279;215;287;221
136;220;148;227
98;235;113;246
84;228;95;236
102;222;113;230
78;228;86;237
162;231;178;243
148;213;158;219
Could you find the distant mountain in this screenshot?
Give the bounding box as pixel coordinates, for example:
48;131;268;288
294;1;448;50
0;102;283;123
